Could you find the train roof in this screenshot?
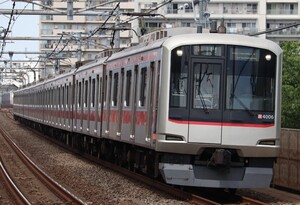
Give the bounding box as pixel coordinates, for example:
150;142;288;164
103;28;282;63
75;56;106;73
163;33;282;55
107;27;199;62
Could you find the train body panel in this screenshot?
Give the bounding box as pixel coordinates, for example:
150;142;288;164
74;60;105;137
13;28;282;189
105;46;162;148
43;71;75;132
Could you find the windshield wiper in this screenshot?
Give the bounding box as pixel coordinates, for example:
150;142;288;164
230;93;255;117
199;90;209;113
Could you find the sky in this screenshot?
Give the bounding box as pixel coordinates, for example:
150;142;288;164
0;0;39;62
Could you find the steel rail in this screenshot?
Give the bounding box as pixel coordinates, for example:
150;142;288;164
0;126;87;205
0;158;31;205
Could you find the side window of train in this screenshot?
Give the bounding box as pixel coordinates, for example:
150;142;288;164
62;84;65;108
125;69;132;107
139;67;147;107
57;86;59;106
103;75;107;107
49;89;51;107
68;82;71;107
91;78;96;108
59;86;65;108
65;84;68;108
112;72;119;107
52;88;55;107
60;85;65;108
78;80;82;107
97;75;101;107
84;80;88;108
107;71;113;107
51;88;53;107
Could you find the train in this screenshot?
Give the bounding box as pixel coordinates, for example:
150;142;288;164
1;92;14;108
13;27;282;189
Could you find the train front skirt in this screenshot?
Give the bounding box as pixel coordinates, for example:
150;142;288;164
159;163;273;188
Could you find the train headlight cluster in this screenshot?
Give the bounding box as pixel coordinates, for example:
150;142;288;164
265;54;272;61
176;49;183;56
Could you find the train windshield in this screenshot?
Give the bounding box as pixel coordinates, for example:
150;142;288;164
226;46;276;112
169;44;277;123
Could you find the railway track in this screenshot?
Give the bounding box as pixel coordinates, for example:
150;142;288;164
0;159;31;205
40;130;269;205
0;109;270;204
0;120;87;205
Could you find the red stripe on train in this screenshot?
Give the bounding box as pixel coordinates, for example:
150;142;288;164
168;119;274;128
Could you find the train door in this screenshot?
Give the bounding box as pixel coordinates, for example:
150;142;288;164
103;71;112;137
54;87;57;126
188;59;223;144
59;85;62;127
76;79;83;131
109;70;120;137
117;69;125;137
66;83;70;129
83;78;89;133
121;67;133;141
87;77;92;133
169;45;224;144
130;66;139;140
96;73;104;137
46;89;49;124
90;77;96;135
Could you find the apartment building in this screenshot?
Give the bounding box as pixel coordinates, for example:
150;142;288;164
39;0;300;76
144;0;300;41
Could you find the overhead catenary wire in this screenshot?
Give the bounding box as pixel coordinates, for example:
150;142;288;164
9;3;29;32
1;0;171;65
87;2;120;39
42;2;120;60
0;1;15;58
120;0;172;25
46;34;64;58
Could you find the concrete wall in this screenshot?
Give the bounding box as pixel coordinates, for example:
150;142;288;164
273;128;300;190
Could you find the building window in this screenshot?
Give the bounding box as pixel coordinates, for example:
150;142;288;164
247;4;257;14
167;3;178;14
267;3;298;15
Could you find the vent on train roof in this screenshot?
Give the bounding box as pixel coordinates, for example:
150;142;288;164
96;48;121;59
139;27;198;43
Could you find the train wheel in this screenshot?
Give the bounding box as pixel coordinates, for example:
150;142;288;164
127;149;135;171
145;151;155;177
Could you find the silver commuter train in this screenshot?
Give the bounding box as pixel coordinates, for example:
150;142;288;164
1;92;14;108
13;28;282;188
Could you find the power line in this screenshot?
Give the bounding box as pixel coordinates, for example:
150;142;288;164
47;34;64;58
0;1;15;58
87;2;120;39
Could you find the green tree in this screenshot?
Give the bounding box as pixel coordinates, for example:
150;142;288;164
280;41;300;128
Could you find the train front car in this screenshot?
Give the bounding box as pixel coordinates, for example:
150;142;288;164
157;33;282;188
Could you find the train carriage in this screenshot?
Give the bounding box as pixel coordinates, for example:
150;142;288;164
42;71;75;133
73;60;105;137
156;32;282;188
105;41;162;148
1;92;14;108
13;91;22;116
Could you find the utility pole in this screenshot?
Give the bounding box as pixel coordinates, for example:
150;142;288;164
114;4;120;48
8;52;13;70
77;32;82;62
67;0;73;20
4;61;7;77
193;0;210;33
